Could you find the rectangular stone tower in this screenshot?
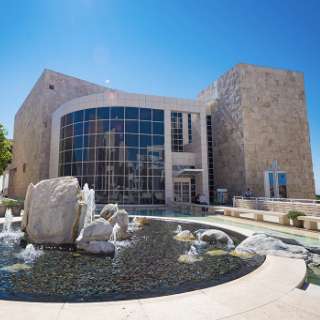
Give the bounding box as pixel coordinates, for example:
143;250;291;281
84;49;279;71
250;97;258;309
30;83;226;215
198;64;315;199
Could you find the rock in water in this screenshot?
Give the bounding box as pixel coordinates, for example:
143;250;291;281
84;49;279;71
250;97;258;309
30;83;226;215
100;203;118;220
76;218;113;243
133;216;150;226
77;240;115;257
175;230;195;241
24;177;83;245
108;209;129;240
235;233;309;259
199;229;234;250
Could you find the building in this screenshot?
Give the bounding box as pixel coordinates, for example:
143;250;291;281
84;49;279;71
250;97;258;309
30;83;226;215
7;63;315;205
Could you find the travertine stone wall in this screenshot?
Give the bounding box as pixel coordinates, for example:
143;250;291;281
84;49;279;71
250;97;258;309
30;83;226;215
198;64;315;199
199;66;246;198
239;64;315;199
9;70;109;198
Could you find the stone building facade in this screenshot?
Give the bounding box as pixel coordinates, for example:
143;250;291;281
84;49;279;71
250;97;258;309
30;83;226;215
198;64;315;199
8;63;315;203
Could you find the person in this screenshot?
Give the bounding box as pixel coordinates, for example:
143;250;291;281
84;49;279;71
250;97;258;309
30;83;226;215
199;193;208;215
195;194;200;204
244;188;253;198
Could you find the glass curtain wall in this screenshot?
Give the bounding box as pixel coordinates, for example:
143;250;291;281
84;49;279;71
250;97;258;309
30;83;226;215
59;107;165;204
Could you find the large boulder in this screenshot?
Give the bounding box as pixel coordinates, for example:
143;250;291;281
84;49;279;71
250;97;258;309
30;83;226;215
198;229;234;250
24;177;83;245
235;233;309;259
77;240;115;257
76;218;113;243
108;209;129;240
100;203;118;220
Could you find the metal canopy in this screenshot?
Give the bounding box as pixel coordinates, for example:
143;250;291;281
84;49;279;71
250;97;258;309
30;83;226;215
174;168;204;177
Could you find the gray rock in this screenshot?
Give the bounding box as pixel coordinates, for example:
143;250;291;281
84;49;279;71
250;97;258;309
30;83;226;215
108;209;129;240
175;230;196;241
24;177;82;244
77;218;113;243
77;240;115;257
199;229;235;250
100;203;118;220
236;234;309;259
21;183;34;231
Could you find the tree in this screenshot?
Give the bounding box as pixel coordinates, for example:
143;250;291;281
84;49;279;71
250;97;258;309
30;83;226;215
0;123;12;175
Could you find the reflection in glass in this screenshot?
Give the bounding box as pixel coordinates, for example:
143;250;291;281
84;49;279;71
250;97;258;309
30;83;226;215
59;106;165;204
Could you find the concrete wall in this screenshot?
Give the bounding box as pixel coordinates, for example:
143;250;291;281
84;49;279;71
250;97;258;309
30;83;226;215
9;70;109;198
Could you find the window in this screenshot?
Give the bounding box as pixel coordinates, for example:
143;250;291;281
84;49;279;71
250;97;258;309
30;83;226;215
188;113;192;143
174;181;190;203
171;112;184;152
264;170;287;198
59;107;165;204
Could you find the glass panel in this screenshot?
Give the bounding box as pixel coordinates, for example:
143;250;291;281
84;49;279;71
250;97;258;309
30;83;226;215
83;149;95;161
125;120;138;133
74;122;84;136
140;191;152;204
64;125;73;138
64;151;72;163
123;191;139;204
140;108;151;120
84;121;96;134
153;135;164;146
278;173;287;198
72;163;82;176
125;134;139;147
152;109;164;122
111;107;124;119
140;135;152;148
65;113;73;126
96;134;109;147
268;172;275;197
74;110;84;123
96;120;109;133
97;107;109;120
110;120;124;133
73;136;83;149
153;122;164;135
83;163;95;175
140;121;151;134
64;164;72;175
109;133;125;147
125;107;139;119
127;148;139;161
85;109;96;121
72;149;83;162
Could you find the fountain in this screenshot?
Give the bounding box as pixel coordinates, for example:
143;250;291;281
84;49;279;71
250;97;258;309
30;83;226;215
81;183;95;227
0;177;265;302
0;208;23;243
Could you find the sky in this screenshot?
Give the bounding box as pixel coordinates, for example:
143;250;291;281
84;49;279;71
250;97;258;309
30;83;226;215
0;0;319;194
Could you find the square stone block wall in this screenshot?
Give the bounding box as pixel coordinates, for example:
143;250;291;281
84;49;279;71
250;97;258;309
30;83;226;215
9;70;108;198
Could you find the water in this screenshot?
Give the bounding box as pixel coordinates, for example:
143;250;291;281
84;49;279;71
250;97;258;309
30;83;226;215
0;209;23;244
0;220;264;302
81;183;96;228
175;225;182;234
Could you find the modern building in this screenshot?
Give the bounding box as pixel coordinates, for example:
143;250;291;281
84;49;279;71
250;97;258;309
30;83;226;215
7;63;315;205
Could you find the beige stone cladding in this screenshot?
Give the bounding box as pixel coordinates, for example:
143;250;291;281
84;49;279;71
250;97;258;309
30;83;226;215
9;70;109;198
199;66;246;198
239;64;315;199
198;64;315;199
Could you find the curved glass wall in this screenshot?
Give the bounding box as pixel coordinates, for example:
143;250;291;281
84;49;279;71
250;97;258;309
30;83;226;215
59;107;165;204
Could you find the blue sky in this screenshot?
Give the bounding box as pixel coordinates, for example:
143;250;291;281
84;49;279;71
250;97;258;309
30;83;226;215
0;0;319;194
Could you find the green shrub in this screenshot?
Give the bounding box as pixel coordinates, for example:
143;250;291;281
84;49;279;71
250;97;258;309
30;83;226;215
288;210;305;221
316;195;320;201
1;199;18;208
